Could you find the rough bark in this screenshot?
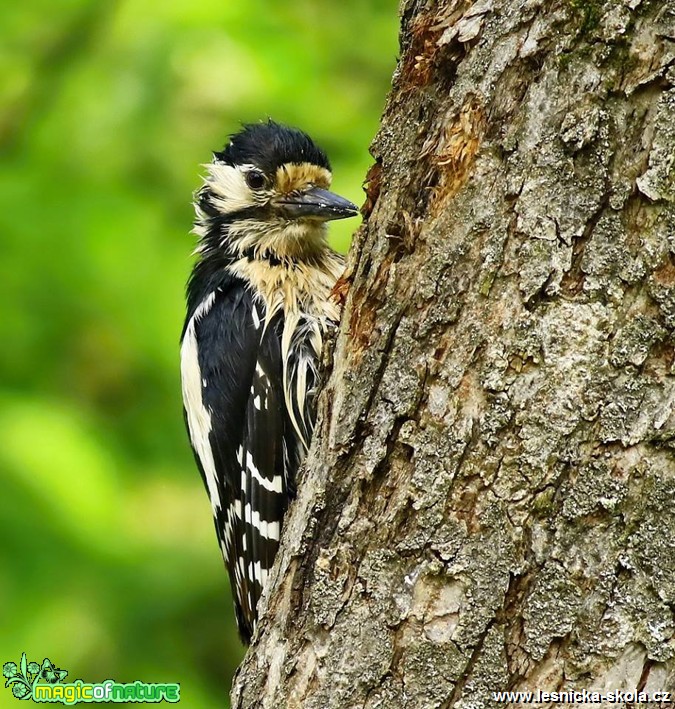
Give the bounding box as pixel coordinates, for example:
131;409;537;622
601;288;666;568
232;1;675;706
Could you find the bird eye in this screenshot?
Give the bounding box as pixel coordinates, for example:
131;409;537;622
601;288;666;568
245;170;266;190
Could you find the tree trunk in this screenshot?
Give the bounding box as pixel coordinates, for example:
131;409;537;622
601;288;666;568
232;1;675;706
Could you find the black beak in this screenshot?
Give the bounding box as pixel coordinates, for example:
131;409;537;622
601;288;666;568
278;187;359;221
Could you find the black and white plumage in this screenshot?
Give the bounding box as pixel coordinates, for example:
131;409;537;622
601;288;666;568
180;121;357;643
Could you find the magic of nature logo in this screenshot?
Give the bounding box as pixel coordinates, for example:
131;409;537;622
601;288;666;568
3;654;180;704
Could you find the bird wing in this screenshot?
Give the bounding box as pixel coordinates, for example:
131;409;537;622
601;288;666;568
180;283;289;643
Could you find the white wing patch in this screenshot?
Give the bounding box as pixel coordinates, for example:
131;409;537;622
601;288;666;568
243;504;281;541
250;561;269;587
251;304;261;330
181;292;220;511
246;452;283;494
280;313;322;451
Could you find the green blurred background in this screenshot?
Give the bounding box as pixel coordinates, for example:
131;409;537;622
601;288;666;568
0;1;397;705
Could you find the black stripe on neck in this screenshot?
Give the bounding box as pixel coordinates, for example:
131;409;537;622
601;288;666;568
242;247;284;267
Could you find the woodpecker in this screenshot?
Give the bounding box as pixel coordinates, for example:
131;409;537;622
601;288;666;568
180;121;358;643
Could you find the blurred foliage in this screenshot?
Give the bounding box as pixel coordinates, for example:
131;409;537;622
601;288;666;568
0;0;398;704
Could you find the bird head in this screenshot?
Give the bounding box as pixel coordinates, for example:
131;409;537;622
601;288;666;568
194;121;358;260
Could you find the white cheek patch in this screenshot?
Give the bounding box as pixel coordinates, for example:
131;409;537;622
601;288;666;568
205;162;257;214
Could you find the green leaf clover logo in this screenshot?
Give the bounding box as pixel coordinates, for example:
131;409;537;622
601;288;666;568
2;663;18;680
3;653;67;700
12;683;30;699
